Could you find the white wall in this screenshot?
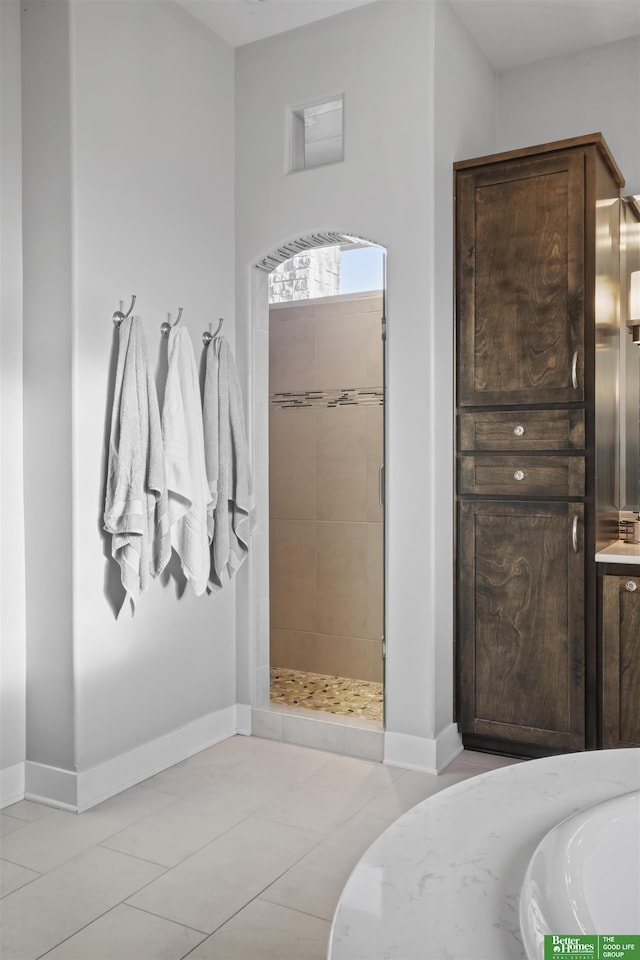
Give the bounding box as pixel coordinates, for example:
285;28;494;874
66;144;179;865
432;1;496;734
20;0;238;792
0;0;27;794
22;0;76;775
235;0;497;765
497;36;640;195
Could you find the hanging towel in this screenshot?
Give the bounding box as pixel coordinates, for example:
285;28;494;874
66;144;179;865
104;315;170;615
203;335;256;589
162;325;211;595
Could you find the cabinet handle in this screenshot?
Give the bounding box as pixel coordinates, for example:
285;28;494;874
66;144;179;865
572;514;579;553
571;350;579;390
513;425;525;437
625;581;638;593
379;464;384;509
513;470;525;481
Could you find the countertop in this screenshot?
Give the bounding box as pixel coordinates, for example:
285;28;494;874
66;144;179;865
328;749;640;960
595;540;640;565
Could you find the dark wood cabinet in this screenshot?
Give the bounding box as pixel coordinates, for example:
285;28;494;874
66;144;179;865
601;568;640;749
455;135;624;757
456;150;586;407
458;500;585;752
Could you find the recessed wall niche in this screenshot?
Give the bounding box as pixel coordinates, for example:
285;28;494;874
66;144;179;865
290;97;344;171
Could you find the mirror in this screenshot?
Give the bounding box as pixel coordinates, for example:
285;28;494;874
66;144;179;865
620;196;640;511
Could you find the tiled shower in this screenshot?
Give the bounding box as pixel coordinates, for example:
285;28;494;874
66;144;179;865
268;292;384;716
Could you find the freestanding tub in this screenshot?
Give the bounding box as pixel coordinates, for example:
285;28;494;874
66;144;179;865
328;749;640;960
519;790;640;959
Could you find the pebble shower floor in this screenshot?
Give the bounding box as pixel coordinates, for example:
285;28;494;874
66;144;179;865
269;668;383;722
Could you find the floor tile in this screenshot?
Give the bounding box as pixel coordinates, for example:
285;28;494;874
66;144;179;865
255;752;406;834
101;779;283;867
0;846;164;960
0;813;29;838
359;768;472;822
0;786;175;874
305;751;405;797
2;800;57;822
177;734;264;770
185;898;331;960
127;815;323;934
41;904;206;959
256;778;371;834
262;809;390;921
445;750;523;774
223;739;334;791
0;858;40;898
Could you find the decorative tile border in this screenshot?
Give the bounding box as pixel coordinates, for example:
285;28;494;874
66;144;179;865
270;387;383;409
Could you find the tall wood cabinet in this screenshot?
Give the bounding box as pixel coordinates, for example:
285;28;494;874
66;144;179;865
454;134;624;757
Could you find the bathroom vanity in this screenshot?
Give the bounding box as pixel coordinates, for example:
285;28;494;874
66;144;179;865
454;134;640;758
596;552;640;749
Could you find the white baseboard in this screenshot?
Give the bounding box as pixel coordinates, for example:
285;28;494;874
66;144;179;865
235;703;252;736
24;704;242;813
384;723;462;774
0;762;26;809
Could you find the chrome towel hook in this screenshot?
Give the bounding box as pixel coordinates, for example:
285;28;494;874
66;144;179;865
202;317;224;346
161;307;183;338
112;294;136;327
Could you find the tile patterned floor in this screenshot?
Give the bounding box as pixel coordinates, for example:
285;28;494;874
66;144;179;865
270;668;384;721
0;737;518;960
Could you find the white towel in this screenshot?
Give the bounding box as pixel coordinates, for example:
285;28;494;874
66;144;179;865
203;336;256;589
162;325;212;595
104;316;169;615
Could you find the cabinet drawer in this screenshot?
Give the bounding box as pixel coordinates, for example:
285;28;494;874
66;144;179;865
458;410;585;451
458;455;585;497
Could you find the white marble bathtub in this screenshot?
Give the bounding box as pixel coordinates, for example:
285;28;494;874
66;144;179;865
328;749;640;960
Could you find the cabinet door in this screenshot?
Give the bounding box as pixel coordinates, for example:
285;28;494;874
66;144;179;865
602;574;640;748
456;151;585;406
458;500;585;750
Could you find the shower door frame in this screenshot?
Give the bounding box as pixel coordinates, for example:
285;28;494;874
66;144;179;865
243;247;388;734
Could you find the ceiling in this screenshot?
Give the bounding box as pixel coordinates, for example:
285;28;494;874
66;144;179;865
177;0;640;71
177;0;375;48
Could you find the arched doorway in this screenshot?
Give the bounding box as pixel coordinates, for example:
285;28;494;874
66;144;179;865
250;233;387;756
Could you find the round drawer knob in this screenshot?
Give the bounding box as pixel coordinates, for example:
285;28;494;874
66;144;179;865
513;425;525;437
513;470;525;481
625;581;637;593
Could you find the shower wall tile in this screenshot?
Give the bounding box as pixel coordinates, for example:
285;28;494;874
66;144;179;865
271;303;317;324
268;293;385;685
270;407;316;520
316;314;368;390
271;629;320;674
270;630;382;683
314;634;382;683
314;295;381;320
317;522;368;640
269;315;316;393
269;520;317;632
366;406;384;522
316;406;368;522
